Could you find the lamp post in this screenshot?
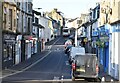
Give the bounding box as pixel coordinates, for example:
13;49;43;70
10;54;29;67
75;28;78;46
74;19;82;46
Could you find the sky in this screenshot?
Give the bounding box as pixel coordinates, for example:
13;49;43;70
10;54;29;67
33;0;100;18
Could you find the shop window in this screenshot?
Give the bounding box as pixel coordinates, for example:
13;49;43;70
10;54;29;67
3;44;12;61
4;14;6;29
9;9;12;30
3;7;7;29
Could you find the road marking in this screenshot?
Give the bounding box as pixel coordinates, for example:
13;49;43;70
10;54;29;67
12;79;72;82
56;48;59;50
65;61;69;66
52;38;61;45
53;76;60;80
1;51;52;79
1;37;61;79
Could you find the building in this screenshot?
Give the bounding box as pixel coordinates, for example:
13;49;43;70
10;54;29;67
16;0;33;64
0;1;3;71
108;0;120;80
78;13;92;52
97;0;120;80
39;14;54;51
32;10;44;53
2;0;17;68
1;0;33;69
47;8;65;36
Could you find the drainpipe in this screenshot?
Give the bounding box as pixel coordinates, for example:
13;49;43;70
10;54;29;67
90;21;93;53
75;29;77;46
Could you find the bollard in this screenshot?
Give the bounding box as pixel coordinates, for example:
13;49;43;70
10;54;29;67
101;77;105;82
61;76;64;83
111;79;113;82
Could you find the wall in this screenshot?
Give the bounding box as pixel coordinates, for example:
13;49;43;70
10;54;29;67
39;16;50;42
3;2;17;32
0;1;3;73
110;0;120;23
109;23;120;80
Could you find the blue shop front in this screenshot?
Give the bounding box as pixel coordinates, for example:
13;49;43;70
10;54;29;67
97;24;110;73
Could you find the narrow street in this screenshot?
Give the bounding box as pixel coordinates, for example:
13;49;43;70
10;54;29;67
2;37;73;83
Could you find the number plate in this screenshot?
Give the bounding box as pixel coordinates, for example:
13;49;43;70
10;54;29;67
76;68;85;72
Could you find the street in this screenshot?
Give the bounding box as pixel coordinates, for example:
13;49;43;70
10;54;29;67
2;37;73;83
1;0;120;82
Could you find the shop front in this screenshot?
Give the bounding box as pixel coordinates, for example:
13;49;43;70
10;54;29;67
92;28;99;54
30;38;37;55
32;38;37;54
15;35;22;65
97;25;109;73
24;36;32;60
3;34;16;69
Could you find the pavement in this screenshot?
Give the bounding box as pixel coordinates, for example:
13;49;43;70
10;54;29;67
99;64;118;82
2;36;61;78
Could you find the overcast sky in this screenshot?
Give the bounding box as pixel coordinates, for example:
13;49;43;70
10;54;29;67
33;0;100;18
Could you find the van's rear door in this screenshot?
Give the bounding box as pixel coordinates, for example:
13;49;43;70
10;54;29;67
74;54;98;77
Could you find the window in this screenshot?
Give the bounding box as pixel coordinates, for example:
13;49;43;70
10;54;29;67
17;2;20;7
28;3;31;13
14;19;16;27
35;17;38;24
17;18;19;31
28;18;30;33
9;9;12;30
22;14;23;32
113;0;115;6
3;44;13;61
3;7;7;29
4;13;6;29
97;9;100;18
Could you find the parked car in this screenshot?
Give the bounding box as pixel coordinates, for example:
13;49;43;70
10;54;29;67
64;39;73;49
68;46;85;64
64;44;73;54
71;54;100;81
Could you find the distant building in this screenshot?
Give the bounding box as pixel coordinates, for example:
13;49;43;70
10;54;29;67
32;10;44;54
46;8;65;36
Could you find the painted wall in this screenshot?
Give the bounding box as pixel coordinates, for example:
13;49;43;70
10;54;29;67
39;16;53;42
109;23;120;80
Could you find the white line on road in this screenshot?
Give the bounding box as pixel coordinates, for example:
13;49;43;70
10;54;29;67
65;61;70;66
1;37;61;79
53;76;60;80
52;38;61;45
1;51;52;79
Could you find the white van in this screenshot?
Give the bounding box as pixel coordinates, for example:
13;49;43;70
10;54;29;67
69;46;85;64
63;28;70;37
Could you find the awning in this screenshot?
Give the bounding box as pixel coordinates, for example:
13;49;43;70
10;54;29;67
24;35;33;40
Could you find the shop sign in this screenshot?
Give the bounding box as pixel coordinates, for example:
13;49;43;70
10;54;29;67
100;36;109;42
92;31;98;36
24;36;33;40
92;37;98;41
4;34;15;40
112;28;120;32
99;26;109;36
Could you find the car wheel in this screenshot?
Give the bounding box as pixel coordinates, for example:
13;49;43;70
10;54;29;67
94;78;101;82
86;78;94;82
72;75;75;81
